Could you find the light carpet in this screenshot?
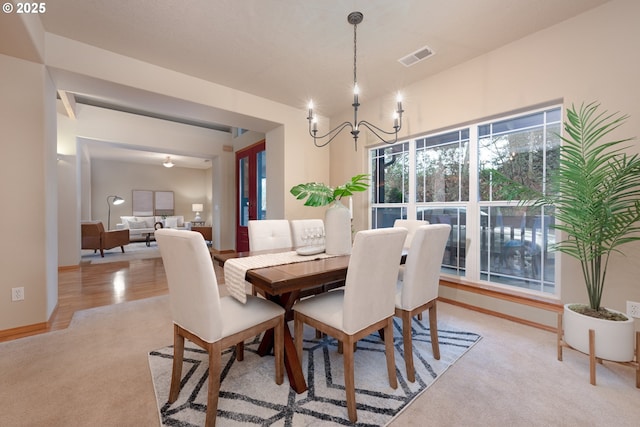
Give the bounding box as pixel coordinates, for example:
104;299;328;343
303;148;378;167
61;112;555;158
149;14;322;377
81;241;160;264
149;318;481;426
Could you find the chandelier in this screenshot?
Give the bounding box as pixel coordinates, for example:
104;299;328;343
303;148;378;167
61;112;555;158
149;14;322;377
307;11;404;151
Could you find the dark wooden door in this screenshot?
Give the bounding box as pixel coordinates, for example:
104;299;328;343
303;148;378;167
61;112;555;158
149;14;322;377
236;140;266;251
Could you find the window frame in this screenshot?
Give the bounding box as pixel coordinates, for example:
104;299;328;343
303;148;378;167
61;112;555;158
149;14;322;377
369;104;561;297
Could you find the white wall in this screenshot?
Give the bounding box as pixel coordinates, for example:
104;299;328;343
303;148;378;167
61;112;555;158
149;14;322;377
330;0;640;327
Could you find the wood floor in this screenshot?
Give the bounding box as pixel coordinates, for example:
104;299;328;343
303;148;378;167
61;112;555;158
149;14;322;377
1;256;173;342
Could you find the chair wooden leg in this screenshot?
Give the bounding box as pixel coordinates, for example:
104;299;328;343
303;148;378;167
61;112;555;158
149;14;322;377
169;326;185;403
294;315;304;364
384;317;398;390
274;316;284;385
120;245;125;253
205;342;222;427
343;336;357;423
401;311;415;382
428;301;440;360
100;248;105;257
417;313;423;321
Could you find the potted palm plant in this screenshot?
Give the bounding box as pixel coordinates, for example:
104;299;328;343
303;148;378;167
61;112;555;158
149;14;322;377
494;102;640;363
290;174;369;255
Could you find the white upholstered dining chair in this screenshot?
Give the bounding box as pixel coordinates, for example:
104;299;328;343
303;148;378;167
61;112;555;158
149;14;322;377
293;227;407;423
393;219;429;249
393;219;430;299
155;228;285;427
289;218;325;249
248;219;292;251
395;224;451;382
247;219;293;296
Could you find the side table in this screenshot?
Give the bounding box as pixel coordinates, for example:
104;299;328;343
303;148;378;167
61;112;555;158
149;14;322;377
192;226;213;243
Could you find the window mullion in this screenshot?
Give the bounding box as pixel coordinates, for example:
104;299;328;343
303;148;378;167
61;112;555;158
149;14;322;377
407;139;416;219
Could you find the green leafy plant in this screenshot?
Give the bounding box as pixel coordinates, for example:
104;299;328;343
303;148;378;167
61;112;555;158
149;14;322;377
290;174;370;207
492;102;640;318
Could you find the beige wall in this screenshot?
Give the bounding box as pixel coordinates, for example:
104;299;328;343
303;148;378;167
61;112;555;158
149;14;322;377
0;53;53;329
329;0;640;327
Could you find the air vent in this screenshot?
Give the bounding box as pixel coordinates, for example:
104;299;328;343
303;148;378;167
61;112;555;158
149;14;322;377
398;45;435;67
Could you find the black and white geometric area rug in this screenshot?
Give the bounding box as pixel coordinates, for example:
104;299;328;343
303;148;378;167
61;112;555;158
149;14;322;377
149;319;481;426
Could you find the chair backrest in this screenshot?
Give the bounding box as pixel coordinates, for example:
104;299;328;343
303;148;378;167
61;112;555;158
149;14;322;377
393;219;429;249
343;228;407;334
248;219;292;251
81;221;105;235
81;221;105;249
290;219;325;249
155;229;223;343
399;224;451;310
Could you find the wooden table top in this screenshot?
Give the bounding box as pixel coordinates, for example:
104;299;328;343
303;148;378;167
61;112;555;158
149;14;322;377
214;249;406;297
213;250;350;296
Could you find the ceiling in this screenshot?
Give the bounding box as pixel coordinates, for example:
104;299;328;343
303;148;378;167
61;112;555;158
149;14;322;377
35;0;610;167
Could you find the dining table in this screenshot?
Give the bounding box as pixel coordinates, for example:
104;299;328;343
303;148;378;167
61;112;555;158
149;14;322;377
213;249;351;394
214;248;407;394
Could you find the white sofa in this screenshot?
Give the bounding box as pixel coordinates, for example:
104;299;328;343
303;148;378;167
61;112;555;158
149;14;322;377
117;216;191;242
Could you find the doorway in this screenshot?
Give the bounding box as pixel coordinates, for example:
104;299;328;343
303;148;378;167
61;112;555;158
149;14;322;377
236;140;266;251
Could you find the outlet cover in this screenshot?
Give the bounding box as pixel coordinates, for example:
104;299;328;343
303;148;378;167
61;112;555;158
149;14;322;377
11;287;24;302
626;301;640;318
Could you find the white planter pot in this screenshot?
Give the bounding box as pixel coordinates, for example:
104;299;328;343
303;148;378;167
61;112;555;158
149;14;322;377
324;201;352;255
563;303;635;362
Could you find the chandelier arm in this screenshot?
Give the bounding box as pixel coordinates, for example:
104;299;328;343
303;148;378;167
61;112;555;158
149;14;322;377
357;121;401;145
309;121;354;147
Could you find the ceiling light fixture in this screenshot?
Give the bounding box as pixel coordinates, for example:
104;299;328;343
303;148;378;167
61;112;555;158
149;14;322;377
163;156;174;168
307;11;404;151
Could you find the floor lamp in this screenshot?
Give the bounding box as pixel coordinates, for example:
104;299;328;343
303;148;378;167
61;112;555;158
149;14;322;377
107;195;125;230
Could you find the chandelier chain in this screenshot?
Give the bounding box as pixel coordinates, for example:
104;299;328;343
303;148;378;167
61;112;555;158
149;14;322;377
353;21;357;87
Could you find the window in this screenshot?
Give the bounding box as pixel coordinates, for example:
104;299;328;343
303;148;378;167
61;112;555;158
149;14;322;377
370;142;409;228
370;106;561;295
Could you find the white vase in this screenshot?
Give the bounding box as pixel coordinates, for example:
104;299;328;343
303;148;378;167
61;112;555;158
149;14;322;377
563;303;636;362
324;200;352;255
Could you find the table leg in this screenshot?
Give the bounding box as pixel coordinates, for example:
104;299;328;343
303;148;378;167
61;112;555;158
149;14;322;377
256;291;308;394
146;233;151;247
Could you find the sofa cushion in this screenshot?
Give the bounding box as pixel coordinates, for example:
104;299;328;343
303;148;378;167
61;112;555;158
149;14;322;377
164;217;178;228
119;216;136;229
137;216;156;228
155;215;184;227
128;220;148;230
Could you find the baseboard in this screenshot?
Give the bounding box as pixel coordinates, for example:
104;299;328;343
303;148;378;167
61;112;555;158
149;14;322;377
0;322;48;342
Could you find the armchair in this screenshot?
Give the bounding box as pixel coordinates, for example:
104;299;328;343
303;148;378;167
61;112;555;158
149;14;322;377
81;221;129;257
